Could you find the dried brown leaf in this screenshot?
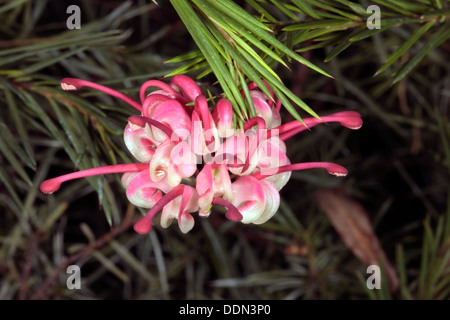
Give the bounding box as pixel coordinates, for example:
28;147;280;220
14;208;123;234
315;188;399;292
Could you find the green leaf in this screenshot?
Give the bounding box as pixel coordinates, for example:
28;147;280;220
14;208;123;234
0;131;32;186
193;0;287;72
238;72;256;118
206;1;333;78
228;32;283;81
20;91;76;159
395;245;414;299
0;166;24;211
203;17;272;116
246;0;278;23
372;0;416;16
163;49;202;64
170;0;246;120
382;0;431;13
0;0;27;15
349;23;395;42
1;81;36;169
376;21;435;76
290;0;322;19
205;0;273;32
293;28;340;45
269;0;301;20
201;0;288;70
324;26;366;62
304;0;360;20
110;240;155;282
393;23;450;83
284;19;360;31
333;0;368;16
164;57;208;78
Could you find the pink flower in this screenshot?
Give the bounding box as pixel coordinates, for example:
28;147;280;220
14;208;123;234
230;175;280;224
196;163;233;215
212;98;234;138
133;185;199;234
40;76;363;234
160;185;199;234
121;169;172;209
247;81;281;129
148;139;197;188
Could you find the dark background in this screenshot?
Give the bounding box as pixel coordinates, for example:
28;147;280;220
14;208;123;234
0;0;449;300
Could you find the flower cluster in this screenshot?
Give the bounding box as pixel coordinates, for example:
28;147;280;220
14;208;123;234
40;75;362;234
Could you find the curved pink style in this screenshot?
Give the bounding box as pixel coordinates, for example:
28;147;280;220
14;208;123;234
170;75;203;103
133;185;185;234
61;78;142;111
139;79;178;103
212;197;243;222
251;162;349;179
275;111;363;140
40;163;149;194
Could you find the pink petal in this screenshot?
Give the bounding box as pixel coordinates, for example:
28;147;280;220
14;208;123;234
231;176;266;224
256;136;291;190
252;179;280;224
123;124;156;162
212;98;234;138
144;100;192;143
149;140;173;182
141;93;172;118
121;169;172;208
170;141;198;176
190;111;219;155
214;164;234;203
251;91;281;129
178;211;195;233
178;186;198;233
160;185;199;233
196;164;214;212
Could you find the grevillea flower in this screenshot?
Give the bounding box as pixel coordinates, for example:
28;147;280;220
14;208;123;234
40;76;363;234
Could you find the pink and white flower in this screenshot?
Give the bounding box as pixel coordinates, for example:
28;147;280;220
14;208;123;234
40;76;363;234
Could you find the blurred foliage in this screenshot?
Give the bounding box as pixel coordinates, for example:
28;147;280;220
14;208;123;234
0;0;449;300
